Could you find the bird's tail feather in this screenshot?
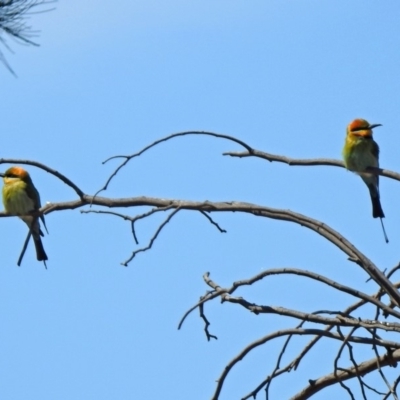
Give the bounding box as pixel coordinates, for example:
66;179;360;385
371;196;385;219
33;235;48;261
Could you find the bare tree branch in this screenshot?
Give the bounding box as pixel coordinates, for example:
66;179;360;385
178;267;400;331
291;349;400;400
218;296;400;332
121;207;182;266
223;149;400;182
37;195;400;302
97;131;400;203
211;329;400;400
258;281;400;399
334;326;362;400
368;327;399;400
97;131;254;196
383;375;400;400
185;270;400;399
1;145;400;399
81;205;175;245
199;300;217;341
199;211;226;233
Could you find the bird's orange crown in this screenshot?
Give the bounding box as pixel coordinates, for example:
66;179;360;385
348;118;371;132
4;166;30;180
347;118;381;137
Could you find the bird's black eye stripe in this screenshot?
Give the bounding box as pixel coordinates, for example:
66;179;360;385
351;127;369;132
6;173;17;178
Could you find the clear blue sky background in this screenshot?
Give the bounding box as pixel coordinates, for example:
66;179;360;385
1;1;400;399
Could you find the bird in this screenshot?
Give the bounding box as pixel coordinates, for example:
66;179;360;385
342;118;388;242
0;166;48;263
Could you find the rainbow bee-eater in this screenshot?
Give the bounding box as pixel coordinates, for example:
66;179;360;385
342;118;388;242
0;166;48;263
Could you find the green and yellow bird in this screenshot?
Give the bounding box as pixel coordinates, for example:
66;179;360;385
0;166;48;262
342;118;388;242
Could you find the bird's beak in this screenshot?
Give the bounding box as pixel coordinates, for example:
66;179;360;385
0;173;4;177
369;123;382;129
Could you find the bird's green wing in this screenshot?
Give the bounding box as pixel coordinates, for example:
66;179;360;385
25;178;48;234
371;139;380;160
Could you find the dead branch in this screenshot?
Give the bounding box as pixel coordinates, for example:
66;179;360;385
240;281;400;400
368;327;399;400
199;300;217;341
81;205;175;245
98;131;400;188
178;268;400;332
383;375;400;400
188;269;400;399
1;150;399;400
199;211;226;233
97;131;254;196
220;296;400;332
291;349;400;400
120;207;182;266
29;196;399;303
223;149;400;182
211;329;400;400
334;326;364;400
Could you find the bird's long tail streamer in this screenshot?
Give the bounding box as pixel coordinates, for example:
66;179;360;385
380;217;389;243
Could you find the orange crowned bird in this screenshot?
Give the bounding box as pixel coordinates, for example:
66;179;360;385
0;166;48;263
342;118;388;242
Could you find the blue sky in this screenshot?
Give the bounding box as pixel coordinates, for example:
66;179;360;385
1;1;400;399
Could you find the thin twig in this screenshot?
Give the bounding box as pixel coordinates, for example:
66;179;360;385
368;327;399;400
199;300;217;341
264;319;307;399
121;207;182;266
96;131;253;198
383;375;400;400
199;211;226;233
334;326;363;400
81;206;175;245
